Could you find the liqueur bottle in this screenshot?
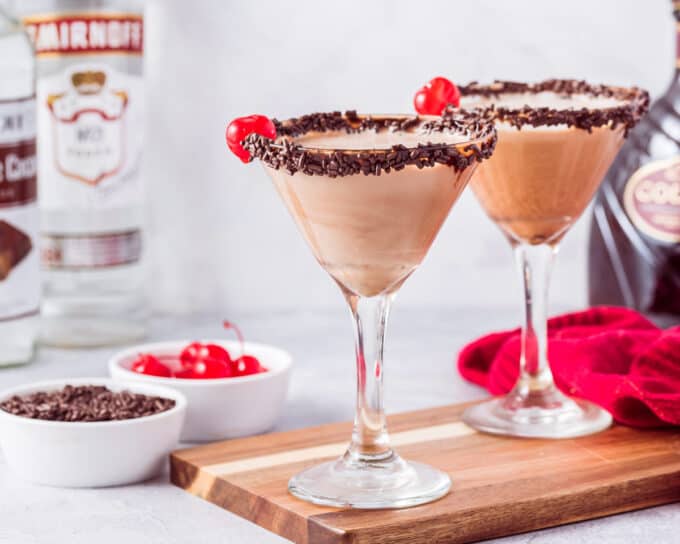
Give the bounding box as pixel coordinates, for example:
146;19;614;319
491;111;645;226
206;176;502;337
588;1;680;325
0;2;39;365
18;0;146;346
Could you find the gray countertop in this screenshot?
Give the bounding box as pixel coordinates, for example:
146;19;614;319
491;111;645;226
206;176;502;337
0;309;677;543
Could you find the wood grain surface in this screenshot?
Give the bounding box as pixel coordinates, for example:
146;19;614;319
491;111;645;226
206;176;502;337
170;402;680;544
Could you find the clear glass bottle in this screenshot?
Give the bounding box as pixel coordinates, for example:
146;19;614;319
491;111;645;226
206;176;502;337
17;0;147;347
0;2;39;365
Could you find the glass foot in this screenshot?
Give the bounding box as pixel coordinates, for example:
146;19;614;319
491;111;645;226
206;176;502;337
462;387;612;439
288;452;451;509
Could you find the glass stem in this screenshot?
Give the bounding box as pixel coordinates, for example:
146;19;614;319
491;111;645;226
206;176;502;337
513;243;557;397
344;293;394;463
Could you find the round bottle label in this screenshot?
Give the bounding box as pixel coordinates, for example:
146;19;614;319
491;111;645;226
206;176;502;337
623;156;680;243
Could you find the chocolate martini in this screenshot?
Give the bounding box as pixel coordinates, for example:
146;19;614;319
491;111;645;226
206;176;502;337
227;110;496;508
267;126;477;297
455;80;649;438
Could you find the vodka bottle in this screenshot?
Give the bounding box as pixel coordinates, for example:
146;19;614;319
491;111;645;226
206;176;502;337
18;0;146;346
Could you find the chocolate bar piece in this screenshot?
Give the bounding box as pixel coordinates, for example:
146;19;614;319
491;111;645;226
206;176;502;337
0;220;32;281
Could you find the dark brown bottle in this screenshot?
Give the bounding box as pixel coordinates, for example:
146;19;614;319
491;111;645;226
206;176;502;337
588;2;680;325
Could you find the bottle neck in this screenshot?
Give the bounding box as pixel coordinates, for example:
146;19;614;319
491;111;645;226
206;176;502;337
676;14;680;72
674;0;680;67
671;5;680;88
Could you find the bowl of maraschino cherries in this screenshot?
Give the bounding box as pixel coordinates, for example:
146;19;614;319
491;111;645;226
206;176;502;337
109;322;292;442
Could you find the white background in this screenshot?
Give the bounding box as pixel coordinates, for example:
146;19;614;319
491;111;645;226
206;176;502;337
143;0;674;316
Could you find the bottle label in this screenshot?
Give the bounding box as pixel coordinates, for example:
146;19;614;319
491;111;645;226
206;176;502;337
41;230;141;269
623;156;680;243
44;66;137;189
0;97;40;321
23;14;143;56
22;12;144;271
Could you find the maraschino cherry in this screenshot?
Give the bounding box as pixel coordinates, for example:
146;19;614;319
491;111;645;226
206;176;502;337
413;77;460;116
223;320;266;376
233;355;263;376
175;358;232;379
128;322;266;379
179;342;232;369
225;115;276;163
177;340;234;379
130;354;173;378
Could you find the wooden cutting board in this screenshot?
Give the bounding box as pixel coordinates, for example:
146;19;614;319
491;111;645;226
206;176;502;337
170;402;680;544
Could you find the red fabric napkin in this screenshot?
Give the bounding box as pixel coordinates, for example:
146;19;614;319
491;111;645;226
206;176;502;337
457;306;680;427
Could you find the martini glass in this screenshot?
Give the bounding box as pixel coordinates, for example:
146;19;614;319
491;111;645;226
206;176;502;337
237;111;496;508
457;80;649;439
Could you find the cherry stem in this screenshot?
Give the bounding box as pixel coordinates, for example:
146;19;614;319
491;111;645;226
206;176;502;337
223;321;245;358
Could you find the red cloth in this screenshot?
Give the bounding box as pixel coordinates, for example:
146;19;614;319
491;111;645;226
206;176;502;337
457;306;680;427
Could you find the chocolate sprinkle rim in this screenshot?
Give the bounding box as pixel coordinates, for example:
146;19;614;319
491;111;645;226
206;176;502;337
455;79;649;135
242;110;497;177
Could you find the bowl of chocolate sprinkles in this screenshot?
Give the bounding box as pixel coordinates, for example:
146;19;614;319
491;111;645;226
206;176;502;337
0;379;186;488
0;384;176;422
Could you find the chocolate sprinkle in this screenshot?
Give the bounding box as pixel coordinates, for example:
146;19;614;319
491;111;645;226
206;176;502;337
0;385;176;422
455;79;649;135
242;110;497;177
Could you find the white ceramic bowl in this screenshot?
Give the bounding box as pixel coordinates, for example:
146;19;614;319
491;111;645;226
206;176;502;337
108;340;292;442
0;378;186;488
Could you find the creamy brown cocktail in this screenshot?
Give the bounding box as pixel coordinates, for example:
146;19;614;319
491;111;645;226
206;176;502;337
473;125;620;244
454;80;649;438
459;86;644;245
413;77;648;438
227;110;496;508
266;128;475;297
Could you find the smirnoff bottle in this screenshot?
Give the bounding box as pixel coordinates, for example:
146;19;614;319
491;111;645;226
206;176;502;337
18;0;146;346
588;1;680;325
0;4;39;365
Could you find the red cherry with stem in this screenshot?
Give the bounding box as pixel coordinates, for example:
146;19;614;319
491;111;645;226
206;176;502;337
130;353;173;377
175;358;233;379
179;342;232;369
413;77;460;115
223;320;266;376
225;115;276;163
